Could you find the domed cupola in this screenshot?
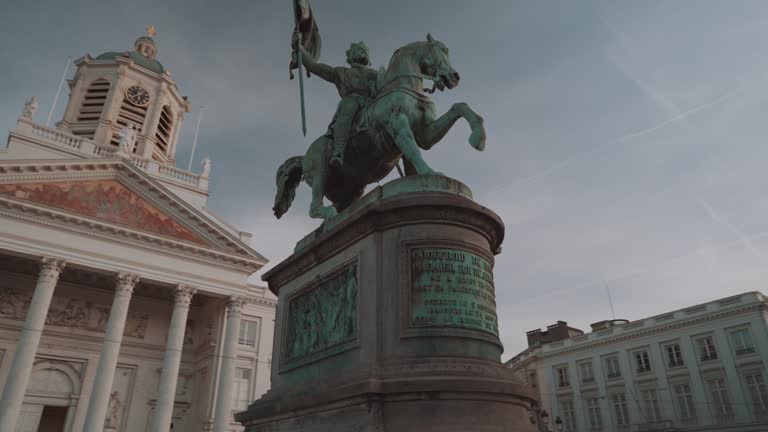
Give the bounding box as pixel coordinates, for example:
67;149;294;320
58;26;190;165
94;28;165;75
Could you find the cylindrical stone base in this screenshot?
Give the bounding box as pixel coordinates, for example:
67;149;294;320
237;175;536;432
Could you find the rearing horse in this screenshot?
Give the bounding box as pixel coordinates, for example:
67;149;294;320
273;34;486;220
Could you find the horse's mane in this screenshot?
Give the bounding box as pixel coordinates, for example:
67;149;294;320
387;41;428;73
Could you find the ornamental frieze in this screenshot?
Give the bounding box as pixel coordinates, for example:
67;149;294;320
0;286;149;338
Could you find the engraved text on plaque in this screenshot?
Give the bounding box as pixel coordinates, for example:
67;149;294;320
410;247;498;335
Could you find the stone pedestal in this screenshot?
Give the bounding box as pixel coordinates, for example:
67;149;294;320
237;175;536;432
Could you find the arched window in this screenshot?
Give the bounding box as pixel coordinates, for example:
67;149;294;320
72;79;110;139
154;105;173;155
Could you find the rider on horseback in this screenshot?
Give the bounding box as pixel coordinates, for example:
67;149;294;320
295;34;379;168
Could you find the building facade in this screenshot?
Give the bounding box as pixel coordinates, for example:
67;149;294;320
0;32;276;432
507;292;768;432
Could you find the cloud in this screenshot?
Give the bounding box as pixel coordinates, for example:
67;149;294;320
4;0;768;356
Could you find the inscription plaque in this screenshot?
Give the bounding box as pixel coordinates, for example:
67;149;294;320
410;247;498;335
284;264;358;362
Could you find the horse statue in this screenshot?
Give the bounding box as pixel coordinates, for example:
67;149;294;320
273;34;486;221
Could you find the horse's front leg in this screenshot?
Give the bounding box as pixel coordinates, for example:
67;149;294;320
390;112;441;175
306;138;338;220
420;102;485;151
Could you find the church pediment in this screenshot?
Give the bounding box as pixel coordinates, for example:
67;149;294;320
0;159;266;270
0;179;210;246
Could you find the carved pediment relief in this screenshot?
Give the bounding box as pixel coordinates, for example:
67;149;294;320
0;179;209;246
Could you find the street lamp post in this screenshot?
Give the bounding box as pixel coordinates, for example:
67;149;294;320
531;409;565;432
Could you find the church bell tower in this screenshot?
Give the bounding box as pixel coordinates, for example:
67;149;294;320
58;26;190;164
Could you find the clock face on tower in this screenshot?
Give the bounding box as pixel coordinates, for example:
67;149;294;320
125;85;150;107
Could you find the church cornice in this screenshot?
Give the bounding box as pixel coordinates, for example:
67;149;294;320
0;158;266;264
0;198;261;273
537;303;765;360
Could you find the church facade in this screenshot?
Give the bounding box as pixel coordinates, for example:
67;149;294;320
0;32;276;432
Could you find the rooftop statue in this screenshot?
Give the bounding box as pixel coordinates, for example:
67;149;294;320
274;0;486;221
21;97;39;120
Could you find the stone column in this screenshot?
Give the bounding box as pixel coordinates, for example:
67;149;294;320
83;272;139;432
212;297;245;432
0;257;65;432
149;285;196;432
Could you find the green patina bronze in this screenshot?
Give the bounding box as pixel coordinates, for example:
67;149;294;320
274;0;486;221
284;264;358;362
410;247;498;336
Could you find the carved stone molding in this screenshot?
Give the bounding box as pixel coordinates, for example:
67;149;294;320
226;296;247;315
263;193;505;291
538;303;766;359
114;272;140;295
0;285;149;338
0;159;262;259
39;256;66;280
173;284;196;306
0;201;259;272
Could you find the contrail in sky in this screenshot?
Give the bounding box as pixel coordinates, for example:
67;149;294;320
696;197;764;259
619;89;739;142
482;87;740;198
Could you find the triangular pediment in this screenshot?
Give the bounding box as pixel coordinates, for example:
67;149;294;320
0;179;211;246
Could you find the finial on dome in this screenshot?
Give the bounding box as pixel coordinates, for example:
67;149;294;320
146;25;157;38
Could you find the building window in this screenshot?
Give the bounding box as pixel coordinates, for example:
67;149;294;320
640;389;662;422
696;336;718;361
707;378;733;417
586;397;603;430
560;400;577;431
635;350;652;373
604;355;621;379
745;373;768;416
665;343;684;367
730;328;755;356
611;393;630;426
239;320;259;347
556;366;570;388
579;361;595;384
673;383;696;419
232;367;252;411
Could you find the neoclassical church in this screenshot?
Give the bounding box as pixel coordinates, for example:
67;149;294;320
0;30;276;432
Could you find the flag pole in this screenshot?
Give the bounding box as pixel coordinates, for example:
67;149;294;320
188;106;206;171
298;34;307;136
46;56;72;127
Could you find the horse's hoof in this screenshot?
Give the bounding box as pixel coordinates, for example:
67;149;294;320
470;130;486;151
322;207;338;219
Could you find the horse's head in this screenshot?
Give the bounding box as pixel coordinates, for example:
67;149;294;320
420;33;460;91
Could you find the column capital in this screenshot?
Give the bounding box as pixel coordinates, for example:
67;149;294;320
226;296;247;315
173;285;197;306
39;257;66;276
114;272;140;295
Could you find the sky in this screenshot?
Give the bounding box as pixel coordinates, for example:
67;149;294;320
3;0;768;357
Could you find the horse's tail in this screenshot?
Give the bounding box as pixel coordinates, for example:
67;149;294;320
273;156;304;219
